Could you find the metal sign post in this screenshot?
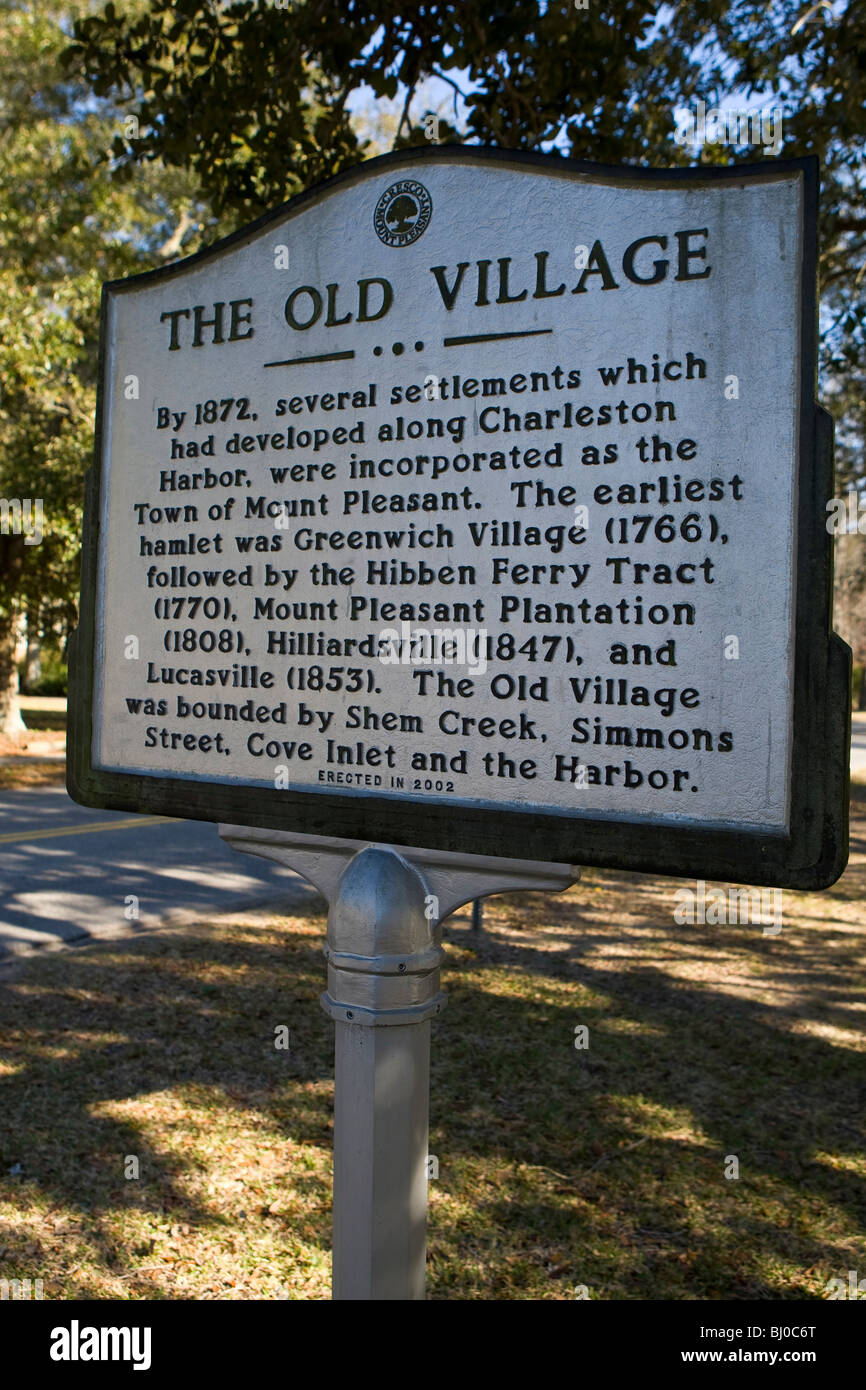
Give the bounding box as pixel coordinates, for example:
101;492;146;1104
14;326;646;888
220;824;577;1299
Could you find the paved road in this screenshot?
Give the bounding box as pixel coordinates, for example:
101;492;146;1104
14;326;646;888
0;786;318;960
1;709;864;961
851;713;866;775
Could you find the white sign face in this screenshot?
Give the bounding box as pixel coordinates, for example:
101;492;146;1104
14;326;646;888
88;155;808;838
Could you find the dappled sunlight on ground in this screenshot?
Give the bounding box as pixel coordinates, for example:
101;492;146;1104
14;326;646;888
0;790;862;1299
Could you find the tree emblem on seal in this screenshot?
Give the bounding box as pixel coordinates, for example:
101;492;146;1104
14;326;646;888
373;180;432;247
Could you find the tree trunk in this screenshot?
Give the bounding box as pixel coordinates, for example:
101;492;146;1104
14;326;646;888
859;662;866;712
0;535;26;737
0;617;26;737
24;608;42;691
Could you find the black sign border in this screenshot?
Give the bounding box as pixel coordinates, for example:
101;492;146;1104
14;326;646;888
68;147;851;890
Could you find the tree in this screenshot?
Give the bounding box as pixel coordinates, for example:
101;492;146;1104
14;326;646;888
65;2;866;388
64;0;703;225
0;0;219;734
386;194;422;234
676;2;866;499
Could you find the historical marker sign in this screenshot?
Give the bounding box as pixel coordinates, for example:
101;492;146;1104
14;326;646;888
69;149;849;887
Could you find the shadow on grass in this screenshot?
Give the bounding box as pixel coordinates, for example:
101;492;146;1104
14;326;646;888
424;791;866;1298
0;790;863;1300
19;708;67;733
0;905;335;1297
428;910;865;1298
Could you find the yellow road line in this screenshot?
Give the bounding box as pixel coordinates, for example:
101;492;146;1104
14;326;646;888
0;816;177;845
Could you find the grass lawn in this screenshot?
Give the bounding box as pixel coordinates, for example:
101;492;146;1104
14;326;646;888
17;706;67;733
0;759;67;789
0;785;863;1300
0;703;66;788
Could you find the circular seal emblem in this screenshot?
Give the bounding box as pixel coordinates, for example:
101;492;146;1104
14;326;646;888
373;179;432;248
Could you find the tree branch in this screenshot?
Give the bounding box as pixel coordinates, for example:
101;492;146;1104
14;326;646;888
430;68;467;123
158;208;194;259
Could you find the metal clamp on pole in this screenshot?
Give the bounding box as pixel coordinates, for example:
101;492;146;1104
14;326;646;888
321;845;444;1300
